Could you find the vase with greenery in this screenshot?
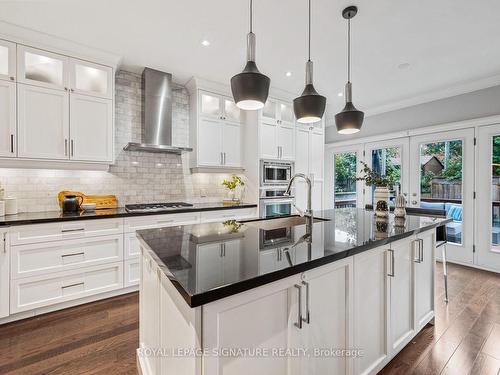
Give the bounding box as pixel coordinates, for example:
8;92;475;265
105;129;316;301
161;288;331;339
357;161;395;217
222;175;245;203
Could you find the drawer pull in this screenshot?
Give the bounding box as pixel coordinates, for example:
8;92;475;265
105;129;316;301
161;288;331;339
158;220;174;224
61;228;85;233
61;252;84;258
62;282;84;289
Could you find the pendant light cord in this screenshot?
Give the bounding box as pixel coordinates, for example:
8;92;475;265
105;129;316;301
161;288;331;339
249;0;253;33
347;18;351;82
308;0;311;61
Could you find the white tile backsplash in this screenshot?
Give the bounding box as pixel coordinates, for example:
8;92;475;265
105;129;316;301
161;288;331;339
0;70;240;213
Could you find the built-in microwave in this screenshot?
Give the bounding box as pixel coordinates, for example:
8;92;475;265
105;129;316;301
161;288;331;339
261;160;294;186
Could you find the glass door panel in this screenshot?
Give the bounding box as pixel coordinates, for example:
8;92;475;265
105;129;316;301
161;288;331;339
279;102;294;124
477;125;500;270
333;152;358;208
200;91;222;119
325;144;364;209
262;99;277;122
70;59;112;99
223;98;240;122
0;39;16;81
18;46;68;89
409;129;474;265
364;138;409;208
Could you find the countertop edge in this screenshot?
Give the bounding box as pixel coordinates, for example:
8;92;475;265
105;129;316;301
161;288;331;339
0;203;258;226
139;216;452;308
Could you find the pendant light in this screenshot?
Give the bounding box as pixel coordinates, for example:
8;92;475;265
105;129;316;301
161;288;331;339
335;6;364;134
293;0;326;123
231;0;270;110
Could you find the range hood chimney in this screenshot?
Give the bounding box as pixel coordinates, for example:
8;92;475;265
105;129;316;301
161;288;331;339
124;68;193;154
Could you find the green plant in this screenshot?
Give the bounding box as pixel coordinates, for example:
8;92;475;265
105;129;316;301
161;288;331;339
222;175;245;190
356;161;395;187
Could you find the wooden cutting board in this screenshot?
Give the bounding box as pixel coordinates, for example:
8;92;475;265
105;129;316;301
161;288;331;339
58;191;118;209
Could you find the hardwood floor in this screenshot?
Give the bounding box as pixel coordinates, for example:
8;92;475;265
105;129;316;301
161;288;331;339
0;293;139;375
380;262;500;375
1;262;500;374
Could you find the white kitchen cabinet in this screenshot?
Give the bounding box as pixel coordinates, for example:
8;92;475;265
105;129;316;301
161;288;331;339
310;131;324;181
69;58;113;99
199;208;257;223
17;84;69;160
262;98;294;127
414;230;435;330
222;122;242;167
69;93;113;162
0;230;9;318
260;119;295;161
11;261;123;313
353;246;389;375
300;258;353;375
0;80;16;157
199;91;240;123
388;237;415;354
0;39;16;82
196;242;224;292
203;273;301;375
124;259;140;288
198;119;241;168
17;45;69;91
295;127;310;175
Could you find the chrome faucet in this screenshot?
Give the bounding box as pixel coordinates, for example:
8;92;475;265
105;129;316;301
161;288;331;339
284;173;313;235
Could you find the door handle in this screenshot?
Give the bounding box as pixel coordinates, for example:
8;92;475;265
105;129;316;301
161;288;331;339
70;140;74;157
64;139;68;156
387;249;395;277
294;284;303;329
223;152;226;165
413;240;422;263
10;134;14;153
419;239;424;262
302;281;311;324
61;252;85;258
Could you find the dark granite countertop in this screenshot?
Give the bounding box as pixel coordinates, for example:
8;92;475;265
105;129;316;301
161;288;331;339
137;208;452;307
0;202;257;226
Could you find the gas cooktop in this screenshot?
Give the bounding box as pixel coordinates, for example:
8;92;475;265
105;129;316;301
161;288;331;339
124;202;194;213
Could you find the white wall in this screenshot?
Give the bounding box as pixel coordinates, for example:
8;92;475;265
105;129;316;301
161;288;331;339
326;85;500;144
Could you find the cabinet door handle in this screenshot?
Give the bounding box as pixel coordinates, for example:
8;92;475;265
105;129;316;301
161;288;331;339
388;249;395;277
294;284;303;329
64;139;68;156
61;228;85;233
223;152;226;165
419;239;424;262
61;252;85;258
10;134;14;153
302;281;311;324
2;233;6;253
413;240;421;263
62;282;84;289
70;140;74;157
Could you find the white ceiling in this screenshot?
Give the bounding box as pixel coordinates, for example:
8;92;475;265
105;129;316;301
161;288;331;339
1;0;500;118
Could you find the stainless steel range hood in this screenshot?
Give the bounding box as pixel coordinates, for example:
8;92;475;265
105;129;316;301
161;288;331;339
124;68;193;154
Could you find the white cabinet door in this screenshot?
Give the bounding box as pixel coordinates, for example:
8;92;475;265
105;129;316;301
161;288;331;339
414;230;435;330
200;91;223;120
223;97;241;123
17;45;69;90
302;259;353;375
353;246;389;375
203;274;301;375
278;124;295;160
0;80;16;157
17;84;69;160
295;127;310;175
196;243;223;292
69;58;113;99
279;101;295;127
0;39;16;82
262;99;278;124
260;121;278;159
0;230;9;318
198;118;223;166
389;237;415;354
310;131;324;181
222;122;241;167
70;93;113;162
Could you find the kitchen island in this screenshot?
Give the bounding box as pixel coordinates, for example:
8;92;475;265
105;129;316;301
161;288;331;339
137;208;451;375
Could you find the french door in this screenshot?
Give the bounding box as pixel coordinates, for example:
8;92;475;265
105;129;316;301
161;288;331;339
476;124;500;270
325;144;364;209
364;138;410;207
409;129;475;265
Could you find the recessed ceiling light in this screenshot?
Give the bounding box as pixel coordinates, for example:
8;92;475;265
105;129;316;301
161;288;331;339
285;71;292;77
201;40;210;47
338;92;343;97
398;62;410;70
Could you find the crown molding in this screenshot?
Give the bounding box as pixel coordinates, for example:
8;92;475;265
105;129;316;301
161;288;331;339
0;20;122;68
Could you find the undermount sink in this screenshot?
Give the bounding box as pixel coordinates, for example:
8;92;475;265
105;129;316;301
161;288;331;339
241;215;330;230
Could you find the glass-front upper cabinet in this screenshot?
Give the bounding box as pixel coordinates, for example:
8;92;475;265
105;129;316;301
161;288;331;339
279;102;294;126
17;45;69;90
262;99;278;123
69;59;113;99
200;91;222;119
262;98;295;126
0;39;16;82
223;97;240;123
